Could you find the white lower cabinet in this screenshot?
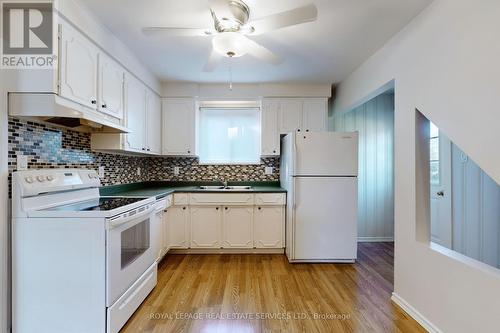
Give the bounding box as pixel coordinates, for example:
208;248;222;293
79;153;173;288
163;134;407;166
190;206;221;248
167;205;190;249
254;206;285;248
222;206;254;248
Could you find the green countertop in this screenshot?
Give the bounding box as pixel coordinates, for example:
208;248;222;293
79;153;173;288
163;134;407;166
100;181;286;200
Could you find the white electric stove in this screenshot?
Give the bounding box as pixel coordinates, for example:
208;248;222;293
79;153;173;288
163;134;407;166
12;169;158;333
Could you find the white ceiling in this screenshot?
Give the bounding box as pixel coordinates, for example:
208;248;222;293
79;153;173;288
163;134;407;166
79;0;432;84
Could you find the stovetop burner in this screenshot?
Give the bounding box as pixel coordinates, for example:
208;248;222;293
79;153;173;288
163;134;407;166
44;197;147;212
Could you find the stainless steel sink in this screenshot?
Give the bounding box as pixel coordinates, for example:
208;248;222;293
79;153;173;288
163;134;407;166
198;185;252;191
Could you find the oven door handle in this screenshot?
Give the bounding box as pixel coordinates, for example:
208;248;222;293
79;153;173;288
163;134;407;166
107;205;155;230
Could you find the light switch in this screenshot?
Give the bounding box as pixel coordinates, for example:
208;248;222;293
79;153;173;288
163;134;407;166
17;155;28;171
265;167;273;175
98;166;105;178
173;166;180;176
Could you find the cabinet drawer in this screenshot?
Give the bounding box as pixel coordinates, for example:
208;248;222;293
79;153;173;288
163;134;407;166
255;193;286;206
189;193;254;206
173;193;188;205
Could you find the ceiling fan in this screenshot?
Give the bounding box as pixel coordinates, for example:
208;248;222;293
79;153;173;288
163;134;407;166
142;0;318;71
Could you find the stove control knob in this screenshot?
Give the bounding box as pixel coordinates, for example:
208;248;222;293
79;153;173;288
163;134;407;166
25;177;34;184
46;175;54;181
37;176;46;182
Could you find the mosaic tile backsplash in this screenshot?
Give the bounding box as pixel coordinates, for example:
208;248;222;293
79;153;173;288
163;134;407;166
8;117;279;193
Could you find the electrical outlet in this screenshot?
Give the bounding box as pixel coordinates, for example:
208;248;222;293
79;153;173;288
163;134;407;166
17;155;28;171
98;166;105;178
265;167;273;175
137;167;141;176
173;166;180;176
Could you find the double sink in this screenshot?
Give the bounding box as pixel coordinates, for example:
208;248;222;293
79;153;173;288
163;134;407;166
198;185;252;191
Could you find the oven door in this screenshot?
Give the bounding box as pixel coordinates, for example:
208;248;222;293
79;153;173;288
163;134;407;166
106;204;156;306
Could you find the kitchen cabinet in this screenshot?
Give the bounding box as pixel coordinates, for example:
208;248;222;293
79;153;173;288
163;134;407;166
261;99;280;156
190;206;221;248
254;206;284;248
167;205;190;249
222;206;254;248
160;195;173;258
279;99;303;134
98;52;125;119
59;22;98;109
162;98;196;156
146;91;162;154
124;74;147;152
303;99;328;132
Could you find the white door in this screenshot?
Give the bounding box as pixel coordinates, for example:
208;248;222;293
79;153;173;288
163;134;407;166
294;177;358;260
222;206;253;248
261;99;280;156
190;206;221;248
124;75;146;152
146;92;162;154
430;124;452;248
98;53;124;119
279;99;303;134
302;99;327;132
59;23;98;109
167;206;190;249
254;206;284;248
162;98;195;155
294;132;358;176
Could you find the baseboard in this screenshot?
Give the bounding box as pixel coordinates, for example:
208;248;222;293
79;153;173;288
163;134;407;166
391;292;442;333
168;248;285;255
357;236;394;242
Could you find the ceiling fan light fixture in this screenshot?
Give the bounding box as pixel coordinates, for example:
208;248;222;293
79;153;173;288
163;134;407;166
212;32;248;57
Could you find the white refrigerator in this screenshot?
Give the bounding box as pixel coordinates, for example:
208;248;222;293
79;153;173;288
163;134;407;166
280;131;358;263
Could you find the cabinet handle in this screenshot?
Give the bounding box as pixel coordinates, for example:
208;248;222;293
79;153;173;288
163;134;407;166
91;100;97;104
102;104;107;108
273;150;276;153
297;129;301;132
306;129;309;132
216;207;219;210
187;150;191;154
258;207;262;210
183;207;186;210
142;148;145;151
225;207;228;210
147;148;151;151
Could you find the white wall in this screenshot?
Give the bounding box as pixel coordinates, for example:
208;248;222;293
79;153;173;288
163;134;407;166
333;93;394;242
162;82;332;99
451;144;500;269
333;0;500;332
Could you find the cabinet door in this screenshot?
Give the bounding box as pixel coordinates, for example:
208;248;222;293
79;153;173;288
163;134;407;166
279;99;303;134
146;91;162;154
162;98;195;156
167;206;190;249
162;208;169;256
98;53;124;119
222;206;253;248
303;98;327;132
190;206;221;248
124;75;146;152
261;99;280;156
60;23;98;109
254;206;284;248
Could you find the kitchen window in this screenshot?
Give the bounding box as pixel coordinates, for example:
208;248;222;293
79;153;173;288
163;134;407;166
198;105;261;164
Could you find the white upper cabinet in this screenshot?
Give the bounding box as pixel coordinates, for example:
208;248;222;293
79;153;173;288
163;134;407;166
261;99;280;156
279;99;303;134
162;98;196;156
98;53;125;119
59;23;98;109
303;98;328;132
124;74;147;152
146;92;162;154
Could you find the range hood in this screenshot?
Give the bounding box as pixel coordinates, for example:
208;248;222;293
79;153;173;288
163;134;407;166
8;93;130;133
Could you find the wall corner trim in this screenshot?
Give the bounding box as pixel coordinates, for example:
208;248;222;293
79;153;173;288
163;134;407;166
391;292;442;333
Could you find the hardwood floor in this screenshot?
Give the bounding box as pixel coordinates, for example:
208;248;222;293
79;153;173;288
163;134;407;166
121;243;425;333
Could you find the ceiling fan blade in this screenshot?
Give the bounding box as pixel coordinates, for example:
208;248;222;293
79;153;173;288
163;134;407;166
243;36;283;65
203;50;223;72
208;0;232;19
248;4;318;35
142;27;214;36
